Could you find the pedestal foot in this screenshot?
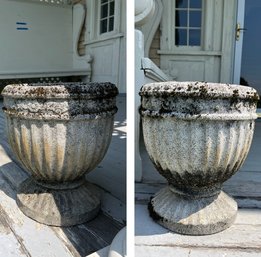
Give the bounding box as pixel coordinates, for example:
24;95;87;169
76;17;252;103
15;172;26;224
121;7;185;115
148;186;237;235
17;177;101;226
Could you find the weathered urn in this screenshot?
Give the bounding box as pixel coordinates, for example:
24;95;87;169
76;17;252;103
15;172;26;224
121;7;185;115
139;81;259;235
2;82;118;226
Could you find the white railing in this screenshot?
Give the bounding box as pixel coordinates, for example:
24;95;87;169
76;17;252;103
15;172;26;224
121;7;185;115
135;29;171;181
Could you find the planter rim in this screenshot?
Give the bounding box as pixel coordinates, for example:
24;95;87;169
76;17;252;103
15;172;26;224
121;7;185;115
1;82;118;99
140;110;258;120
140;81;259;101
3;109;118;121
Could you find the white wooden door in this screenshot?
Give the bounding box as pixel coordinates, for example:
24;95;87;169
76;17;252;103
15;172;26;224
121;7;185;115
159;0;237;84
233;0;261;173
233;0;261;94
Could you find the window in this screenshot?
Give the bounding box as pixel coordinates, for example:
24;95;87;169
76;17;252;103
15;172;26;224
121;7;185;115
175;0;202;46
100;0;115;34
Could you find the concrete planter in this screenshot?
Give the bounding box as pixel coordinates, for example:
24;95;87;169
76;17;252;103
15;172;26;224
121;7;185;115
140;81;259;235
2;82;118;226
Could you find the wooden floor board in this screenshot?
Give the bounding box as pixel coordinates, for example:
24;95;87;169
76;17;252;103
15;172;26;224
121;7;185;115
136;245;261;257
135;204;261;252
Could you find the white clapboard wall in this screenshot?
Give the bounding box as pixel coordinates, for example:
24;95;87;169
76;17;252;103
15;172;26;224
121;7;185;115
0;0;91;79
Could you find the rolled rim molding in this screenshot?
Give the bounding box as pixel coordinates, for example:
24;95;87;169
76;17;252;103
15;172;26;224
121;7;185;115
140;110;257;120
140;81;258;120
140;81;259;100
2;82;118;120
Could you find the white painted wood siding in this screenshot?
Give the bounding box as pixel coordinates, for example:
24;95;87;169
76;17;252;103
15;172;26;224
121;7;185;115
0;0;91;79
84;0;126;93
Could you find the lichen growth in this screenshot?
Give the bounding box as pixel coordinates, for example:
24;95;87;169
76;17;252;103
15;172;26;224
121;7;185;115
2;83;119;120
2;82;119;100
148;198;163;222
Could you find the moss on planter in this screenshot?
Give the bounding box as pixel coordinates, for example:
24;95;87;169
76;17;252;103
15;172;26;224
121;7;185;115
2;82;119;100
139;81;260;104
148;197;163;222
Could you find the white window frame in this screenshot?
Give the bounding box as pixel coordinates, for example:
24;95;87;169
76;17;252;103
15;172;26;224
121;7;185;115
99;0;115;34
160;0;229;56
97;0;121;39
173;0;204;50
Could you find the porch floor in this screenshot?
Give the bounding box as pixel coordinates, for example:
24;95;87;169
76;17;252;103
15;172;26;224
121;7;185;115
135;202;261;257
135;120;261;256
0;95;126;257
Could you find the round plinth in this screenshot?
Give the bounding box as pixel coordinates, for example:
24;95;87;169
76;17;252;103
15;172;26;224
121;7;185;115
148;186;237;235
17;178;101;226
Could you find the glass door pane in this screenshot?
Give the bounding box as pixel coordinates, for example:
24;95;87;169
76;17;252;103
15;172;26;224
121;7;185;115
240;0;261;99
239;0;261;173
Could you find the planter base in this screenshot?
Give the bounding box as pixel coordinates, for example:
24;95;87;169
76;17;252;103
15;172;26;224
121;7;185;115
17;177;101;226
148;186;237;235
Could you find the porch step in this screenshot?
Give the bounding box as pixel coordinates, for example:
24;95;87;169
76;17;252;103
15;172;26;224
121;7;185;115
135;204;261;257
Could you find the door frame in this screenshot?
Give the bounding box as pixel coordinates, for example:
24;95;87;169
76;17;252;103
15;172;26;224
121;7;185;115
233;0;245;84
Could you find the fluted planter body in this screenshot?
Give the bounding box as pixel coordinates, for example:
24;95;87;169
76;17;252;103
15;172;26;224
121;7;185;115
140;81;258;235
2;82;118;226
